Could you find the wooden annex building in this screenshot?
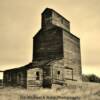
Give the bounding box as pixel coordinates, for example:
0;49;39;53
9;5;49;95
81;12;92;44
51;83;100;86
3;8;82;88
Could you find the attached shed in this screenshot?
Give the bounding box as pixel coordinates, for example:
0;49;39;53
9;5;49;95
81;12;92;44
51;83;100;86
3;63;43;88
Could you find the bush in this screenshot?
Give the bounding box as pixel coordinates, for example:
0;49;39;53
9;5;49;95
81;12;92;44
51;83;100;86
82;74;100;83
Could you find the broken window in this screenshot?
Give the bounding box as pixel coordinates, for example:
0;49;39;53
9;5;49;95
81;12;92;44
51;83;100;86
57;71;60;75
36;71;40;80
57;71;60;79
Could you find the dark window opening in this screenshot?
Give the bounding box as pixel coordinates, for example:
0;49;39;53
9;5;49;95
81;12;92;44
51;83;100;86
57;71;60;80
57;71;60;75
44;10;52;18
36;71;40;80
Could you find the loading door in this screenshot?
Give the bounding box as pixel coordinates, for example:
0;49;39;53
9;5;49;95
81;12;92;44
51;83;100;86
42;66;52;88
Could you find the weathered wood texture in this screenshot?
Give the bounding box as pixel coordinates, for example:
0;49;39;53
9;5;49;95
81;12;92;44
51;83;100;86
33;27;63;61
63;30;82;81
48;59;74;85
27;68;43;87
42;8;70;32
3;69;27;88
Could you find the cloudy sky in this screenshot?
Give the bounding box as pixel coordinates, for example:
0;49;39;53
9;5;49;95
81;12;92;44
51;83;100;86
0;0;100;78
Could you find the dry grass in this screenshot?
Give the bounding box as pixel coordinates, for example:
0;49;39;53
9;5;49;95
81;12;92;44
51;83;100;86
0;82;100;100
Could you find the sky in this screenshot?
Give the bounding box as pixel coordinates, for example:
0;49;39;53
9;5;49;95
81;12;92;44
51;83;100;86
0;0;100;79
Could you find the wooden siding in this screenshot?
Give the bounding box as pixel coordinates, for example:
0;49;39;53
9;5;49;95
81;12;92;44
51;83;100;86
27;68;43;87
33;27;63;61
63;30;82;81
42;8;70;31
3;69;27;88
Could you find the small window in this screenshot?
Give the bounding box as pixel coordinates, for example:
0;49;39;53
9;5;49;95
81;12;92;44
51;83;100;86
36;71;40;80
57;71;60;75
57;71;60;80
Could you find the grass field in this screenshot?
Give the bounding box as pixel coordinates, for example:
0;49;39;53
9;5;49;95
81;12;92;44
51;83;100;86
0;82;100;100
